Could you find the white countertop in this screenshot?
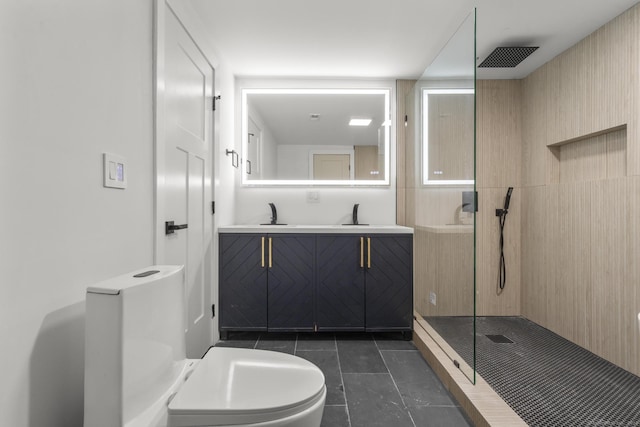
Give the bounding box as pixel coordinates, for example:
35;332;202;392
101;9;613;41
218;225;414;234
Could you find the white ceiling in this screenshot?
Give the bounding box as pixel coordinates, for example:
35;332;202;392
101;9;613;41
188;0;638;79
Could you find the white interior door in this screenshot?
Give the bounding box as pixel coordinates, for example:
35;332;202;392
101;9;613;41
157;6;213;358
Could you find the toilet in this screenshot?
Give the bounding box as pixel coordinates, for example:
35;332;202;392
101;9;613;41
84;265;326;427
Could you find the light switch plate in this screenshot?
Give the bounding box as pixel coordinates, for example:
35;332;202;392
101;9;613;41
103;153;127;189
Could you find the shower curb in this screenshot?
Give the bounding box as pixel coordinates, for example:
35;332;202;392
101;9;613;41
412;316;526;427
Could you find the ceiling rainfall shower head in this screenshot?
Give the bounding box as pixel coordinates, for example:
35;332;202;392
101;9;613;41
478;46;539;68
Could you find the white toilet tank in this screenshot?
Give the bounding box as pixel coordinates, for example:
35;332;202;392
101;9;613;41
84;266;191;427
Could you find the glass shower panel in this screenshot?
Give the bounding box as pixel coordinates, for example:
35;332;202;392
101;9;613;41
409;10;476;383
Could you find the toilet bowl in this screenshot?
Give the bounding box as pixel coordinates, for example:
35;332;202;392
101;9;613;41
168;347;326;427
84;265;326;427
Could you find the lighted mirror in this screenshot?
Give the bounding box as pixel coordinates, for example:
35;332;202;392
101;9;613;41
422;88;474;185
241;88;390;185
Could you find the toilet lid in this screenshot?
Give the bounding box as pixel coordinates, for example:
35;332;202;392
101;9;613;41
168;347;325;426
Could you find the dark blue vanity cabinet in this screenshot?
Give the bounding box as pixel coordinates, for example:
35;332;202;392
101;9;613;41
219;233;268;331
317;234;413;331
219;231;413;337
219;233;315;334
316;235;366;330
267;234;315;331
364;235;413;330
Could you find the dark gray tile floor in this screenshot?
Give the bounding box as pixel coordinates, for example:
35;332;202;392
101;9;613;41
215;331;472;427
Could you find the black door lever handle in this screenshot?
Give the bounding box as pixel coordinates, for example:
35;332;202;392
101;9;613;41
165;221;188;235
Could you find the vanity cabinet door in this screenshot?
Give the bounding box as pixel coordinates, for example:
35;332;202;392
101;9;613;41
365;234;413;330
219;233;268;330
316;235;365;330
267;234;315;331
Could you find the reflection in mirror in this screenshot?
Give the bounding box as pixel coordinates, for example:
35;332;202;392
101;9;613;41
423;89;474;185
241;89;390;185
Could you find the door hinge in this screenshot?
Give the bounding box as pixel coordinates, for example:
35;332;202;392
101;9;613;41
211;201;215;215
213;95;221;111
211;304;215;318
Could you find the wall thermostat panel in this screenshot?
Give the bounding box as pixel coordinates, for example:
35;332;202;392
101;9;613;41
103;153;127;189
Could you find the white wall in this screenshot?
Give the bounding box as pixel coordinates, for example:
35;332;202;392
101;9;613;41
234;78;397;225
235;187;396;225
0;1;154;425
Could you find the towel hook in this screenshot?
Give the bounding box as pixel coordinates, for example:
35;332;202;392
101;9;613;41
225;149;239;168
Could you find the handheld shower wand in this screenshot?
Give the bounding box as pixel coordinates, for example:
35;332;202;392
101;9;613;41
496;187;514;295
495;187;513;217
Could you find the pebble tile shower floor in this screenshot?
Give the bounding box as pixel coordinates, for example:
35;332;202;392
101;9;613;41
426;316;640;427
215;332;472;427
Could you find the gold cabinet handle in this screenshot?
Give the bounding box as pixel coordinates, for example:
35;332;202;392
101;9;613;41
268;237;273;268
367;237;371;269
261;236;265;268
360;237;364;268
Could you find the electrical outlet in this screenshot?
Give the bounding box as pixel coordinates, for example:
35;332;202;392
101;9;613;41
429;292;437;306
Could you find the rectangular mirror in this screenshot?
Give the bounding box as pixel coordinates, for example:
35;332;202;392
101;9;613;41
422;88;474;185
241;88;390;185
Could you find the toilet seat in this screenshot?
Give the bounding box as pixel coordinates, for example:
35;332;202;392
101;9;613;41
168;347;326;427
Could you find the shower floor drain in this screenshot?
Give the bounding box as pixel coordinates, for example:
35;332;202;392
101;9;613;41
485;334;513;343
424;316;640;427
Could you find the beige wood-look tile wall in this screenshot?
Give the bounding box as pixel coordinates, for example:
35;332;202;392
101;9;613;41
521;4;640;376
396;80;416;226
476;80;522;316
414;226;474;316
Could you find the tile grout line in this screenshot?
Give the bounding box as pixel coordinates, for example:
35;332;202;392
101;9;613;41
379;347;463;409
375;338;417;427
334;335;352;427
